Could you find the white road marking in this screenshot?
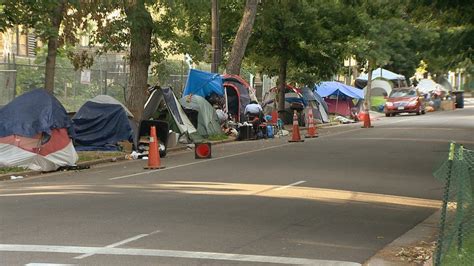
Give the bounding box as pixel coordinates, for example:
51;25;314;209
109;128;363;181
26;264;75;266
75;230;160;259
0;244;360;265
275;180;306;191
110;143;293;180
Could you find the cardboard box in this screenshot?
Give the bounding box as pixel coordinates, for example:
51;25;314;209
440;100;454;111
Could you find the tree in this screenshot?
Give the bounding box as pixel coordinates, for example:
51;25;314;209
225;0;258;74
0;0;87;94
247;0;358;112
407;0;473;77
349;1;415;111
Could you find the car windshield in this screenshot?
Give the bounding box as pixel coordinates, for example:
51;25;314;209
390;89;417;98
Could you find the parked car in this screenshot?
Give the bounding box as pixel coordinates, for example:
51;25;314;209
384;88;425;117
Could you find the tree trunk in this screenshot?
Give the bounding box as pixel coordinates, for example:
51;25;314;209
365;63;373;112
225;0;258;75
277;57;288;114
125;0;153;124
211;0;220;73
44;0;66;94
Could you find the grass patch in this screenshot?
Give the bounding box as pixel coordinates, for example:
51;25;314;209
442;233;474;265
77;151;125;162
0;166;28;174
206;134;229;141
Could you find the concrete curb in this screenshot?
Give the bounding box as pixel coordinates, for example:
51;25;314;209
0;138;237;182
363;210;440;266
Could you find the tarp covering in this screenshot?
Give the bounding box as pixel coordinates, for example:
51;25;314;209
315;81;364;99
72;95;134;151
87;95;133;117
417;79;448;94
0;89;78;171
357;68;405;81
183;69;224;98
0;89;73;138
143;87;197;136
180;95;222;137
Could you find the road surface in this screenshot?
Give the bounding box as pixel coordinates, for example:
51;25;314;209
1;104;473;265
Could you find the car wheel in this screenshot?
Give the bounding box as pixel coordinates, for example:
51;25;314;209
421;109;426;115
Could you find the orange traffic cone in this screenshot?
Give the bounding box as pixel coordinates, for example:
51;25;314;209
288;110;304;142
305;108;318;138
144;126;165;169
361;110;373;128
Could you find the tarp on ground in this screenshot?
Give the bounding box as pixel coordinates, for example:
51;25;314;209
0;89;78;171
315;81;364;99
179;95;222;137
183;69;224;98
143;87;197;136
72;95;134;151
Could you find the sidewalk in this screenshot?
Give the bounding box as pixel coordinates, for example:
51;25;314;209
364;211;440;265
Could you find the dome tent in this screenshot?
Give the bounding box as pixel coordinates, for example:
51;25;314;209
0;89;78;171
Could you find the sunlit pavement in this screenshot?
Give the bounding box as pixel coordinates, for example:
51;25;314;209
0;104;473;265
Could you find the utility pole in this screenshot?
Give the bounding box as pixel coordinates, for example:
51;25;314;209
211;0;220;73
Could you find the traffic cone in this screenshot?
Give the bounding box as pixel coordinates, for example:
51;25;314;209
361;110;373;128
305;108;318;138
288;110;304;142
144;126;165;169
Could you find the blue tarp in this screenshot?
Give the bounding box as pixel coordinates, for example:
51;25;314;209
72;101;133;151
314;81;364;99
0;89;73;138
183;69;224;98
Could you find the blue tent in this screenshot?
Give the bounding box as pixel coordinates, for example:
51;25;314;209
183;69;224;98
0;89;73;138
72;95;134;151
314;81;364;99
0;89;78;171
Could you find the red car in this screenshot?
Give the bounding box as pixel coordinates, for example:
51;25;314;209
384;88;425;117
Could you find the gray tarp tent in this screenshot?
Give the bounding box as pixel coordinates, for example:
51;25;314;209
143;86;198;138
301;87;329;123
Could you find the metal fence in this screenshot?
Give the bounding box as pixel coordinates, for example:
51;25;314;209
0;58;189;112
434;142;474;265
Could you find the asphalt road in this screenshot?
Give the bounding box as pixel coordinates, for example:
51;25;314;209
1;103;473;266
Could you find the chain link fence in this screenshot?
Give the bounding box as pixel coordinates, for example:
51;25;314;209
0;57;189;112
434;142;474;265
